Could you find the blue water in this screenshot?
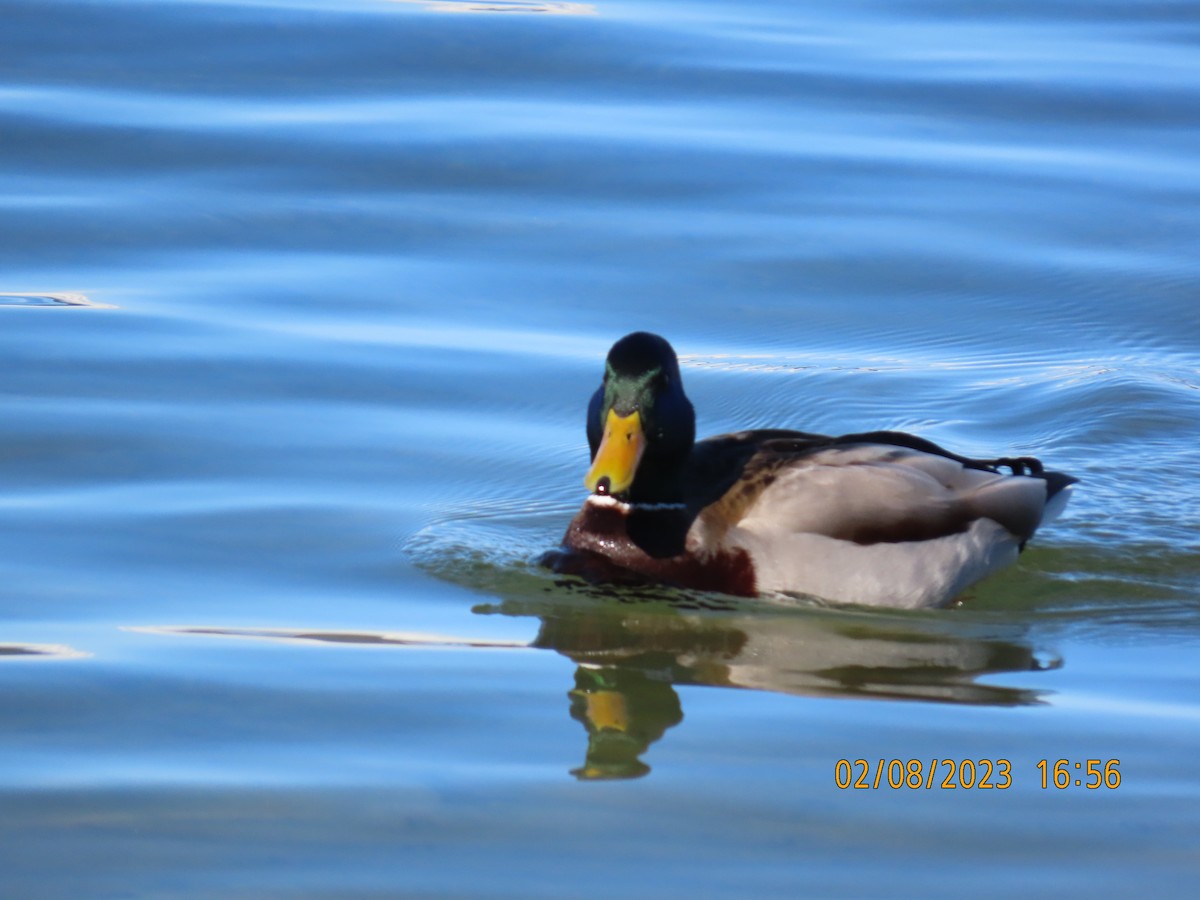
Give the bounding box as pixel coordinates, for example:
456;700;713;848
3;0;1199;895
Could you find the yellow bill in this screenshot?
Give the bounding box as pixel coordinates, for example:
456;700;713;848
582;690;630;733
584;408;645;495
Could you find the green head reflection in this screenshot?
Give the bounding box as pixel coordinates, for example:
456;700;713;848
567;666;683;780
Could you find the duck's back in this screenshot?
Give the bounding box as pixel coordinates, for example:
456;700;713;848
690;432;1075;607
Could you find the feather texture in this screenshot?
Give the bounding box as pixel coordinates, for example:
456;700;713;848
547;333;1077;608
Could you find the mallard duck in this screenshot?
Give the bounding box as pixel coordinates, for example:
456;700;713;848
545;332;1077;608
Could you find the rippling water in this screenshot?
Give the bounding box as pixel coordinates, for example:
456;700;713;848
3;0;1199;895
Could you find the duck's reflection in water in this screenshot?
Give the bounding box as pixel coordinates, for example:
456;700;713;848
479;586;1057;779
567;666;682;780
130;587;1058;781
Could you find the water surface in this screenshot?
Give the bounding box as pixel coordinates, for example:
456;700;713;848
2;0;1199;895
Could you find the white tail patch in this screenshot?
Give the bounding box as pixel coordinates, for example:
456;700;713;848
1040;483;1075;525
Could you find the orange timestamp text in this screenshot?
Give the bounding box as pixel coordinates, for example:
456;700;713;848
835;758;1012;790
833;758;1122;790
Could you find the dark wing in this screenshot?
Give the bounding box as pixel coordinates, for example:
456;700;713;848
631;428;1076;557
831;430;1078;500
626;430;830;559
688;429;1077;547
